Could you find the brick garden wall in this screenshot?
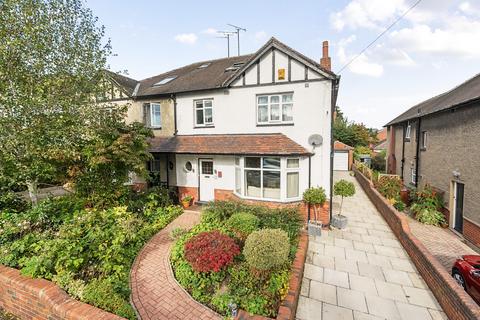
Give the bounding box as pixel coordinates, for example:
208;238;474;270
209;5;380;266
353;166;480;320
0;265;124;320
236;230;308;320
178;186;199;203
463;218;480;249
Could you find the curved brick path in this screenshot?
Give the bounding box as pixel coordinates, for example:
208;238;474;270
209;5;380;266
130;210;221;320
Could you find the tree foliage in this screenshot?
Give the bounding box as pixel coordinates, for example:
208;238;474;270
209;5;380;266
333;106;378;147
0;0;151;204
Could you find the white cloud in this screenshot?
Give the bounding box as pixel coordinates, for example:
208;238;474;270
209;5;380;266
389;17;480;58
337;36;384;77
255;31;267;42
174;33;198;45
459;1;480;16
330;0;405;31
201;28;217;35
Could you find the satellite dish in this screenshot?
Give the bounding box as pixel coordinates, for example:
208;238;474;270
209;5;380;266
308;134;323;147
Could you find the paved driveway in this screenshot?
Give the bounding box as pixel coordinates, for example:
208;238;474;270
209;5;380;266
296;171;448;320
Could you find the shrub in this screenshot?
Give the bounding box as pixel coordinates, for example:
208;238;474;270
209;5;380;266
302;187;326;205
184;231;240;272
333;180;355;215
226;212;260;239
243;229;290;271
371;151;386;172
376;175;402;199
411;185;445;226
127;186;172;215
393;199;406;212
0;191;30;212
170;227;188;240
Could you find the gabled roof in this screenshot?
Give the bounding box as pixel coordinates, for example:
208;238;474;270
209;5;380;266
373;140;387;151
387;73;480;126
134;37;337;98
224;37;336;86
334;141;353;151
149;133;311;156
135;55;253;97
103;70;139;96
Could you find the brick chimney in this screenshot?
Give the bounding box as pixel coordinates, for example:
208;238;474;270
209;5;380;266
320;40;331;71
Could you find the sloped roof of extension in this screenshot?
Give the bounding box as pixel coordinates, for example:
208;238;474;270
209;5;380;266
105;37;337;98
103;70;138;96
334;140;353;150
387;73;480;126
149;133;311;156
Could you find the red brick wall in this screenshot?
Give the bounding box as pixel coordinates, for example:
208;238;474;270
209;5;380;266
236;231;308;320
464;219;480;248
353;166;480;320
178;186;199;203
0;265;124;320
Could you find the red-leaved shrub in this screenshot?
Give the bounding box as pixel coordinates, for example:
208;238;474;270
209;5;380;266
184;230;240;272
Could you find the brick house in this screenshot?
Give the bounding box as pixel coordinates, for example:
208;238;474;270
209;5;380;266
104;37;340;224
386;73;480;247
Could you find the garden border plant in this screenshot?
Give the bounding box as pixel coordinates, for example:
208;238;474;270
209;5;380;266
170;200;305;318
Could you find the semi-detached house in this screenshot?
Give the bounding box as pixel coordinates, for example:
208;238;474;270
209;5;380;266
103;37;339;223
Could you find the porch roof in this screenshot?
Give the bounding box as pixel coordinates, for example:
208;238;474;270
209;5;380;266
149;134;311;156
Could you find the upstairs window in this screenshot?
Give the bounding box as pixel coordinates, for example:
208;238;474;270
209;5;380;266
257;93;293;125
195;99;214;127
143;103;161;128
421;131;427;149
405;122;411;140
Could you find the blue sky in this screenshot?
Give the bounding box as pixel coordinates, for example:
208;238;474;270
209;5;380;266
87;0;480;128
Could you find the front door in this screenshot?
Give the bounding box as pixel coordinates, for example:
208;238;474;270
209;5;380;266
454;182;464;233
199;159;215;201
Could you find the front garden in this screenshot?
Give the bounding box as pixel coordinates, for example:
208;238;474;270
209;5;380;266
356;163;447;226
0;188;182;319
170;201;303;317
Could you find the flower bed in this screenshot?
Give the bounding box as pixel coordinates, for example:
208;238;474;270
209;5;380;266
0;188;182;319
170;201;303;318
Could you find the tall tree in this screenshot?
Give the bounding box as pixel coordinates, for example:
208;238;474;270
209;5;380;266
0;0;149;204
333;106;378;147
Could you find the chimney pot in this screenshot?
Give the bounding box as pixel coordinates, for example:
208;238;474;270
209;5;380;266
320;40;331;71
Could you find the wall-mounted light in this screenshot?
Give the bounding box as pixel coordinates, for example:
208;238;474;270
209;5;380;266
453;170;461;179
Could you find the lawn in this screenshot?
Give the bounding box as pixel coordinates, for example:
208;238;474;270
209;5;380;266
170;201;303;317
0;187;182;319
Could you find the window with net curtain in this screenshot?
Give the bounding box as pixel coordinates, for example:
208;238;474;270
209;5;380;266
236;157;299;200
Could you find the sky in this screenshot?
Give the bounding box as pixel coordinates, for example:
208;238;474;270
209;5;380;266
87;0;480;129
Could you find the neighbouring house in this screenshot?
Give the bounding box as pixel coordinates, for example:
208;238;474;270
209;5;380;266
386;73;480;247
371;127;387;154
333;141;353;171
103;37;340;224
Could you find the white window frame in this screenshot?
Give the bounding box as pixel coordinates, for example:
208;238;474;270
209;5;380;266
150;103;162;128
256;93;293;125
194;99;214;127
405;122;411;140
234;156;301;202
421;131;427;149
411;167;416;185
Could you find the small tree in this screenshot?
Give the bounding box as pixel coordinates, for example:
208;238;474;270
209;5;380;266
333;180;355;216
302;187;326;223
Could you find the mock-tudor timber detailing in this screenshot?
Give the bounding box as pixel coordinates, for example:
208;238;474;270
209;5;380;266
354;166;480;320
0;265;124;320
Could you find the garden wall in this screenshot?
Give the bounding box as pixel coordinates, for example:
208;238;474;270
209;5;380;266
0;265;124;320
353;166;480;320
236;230;308;320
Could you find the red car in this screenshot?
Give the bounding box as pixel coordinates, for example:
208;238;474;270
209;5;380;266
452;255;480;303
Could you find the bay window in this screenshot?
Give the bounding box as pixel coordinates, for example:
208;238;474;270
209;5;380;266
257;93;293;124
235;156;300;201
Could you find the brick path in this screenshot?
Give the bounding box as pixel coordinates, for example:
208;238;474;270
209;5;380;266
130;210;221;320
297;172;448;320
407;218;477;271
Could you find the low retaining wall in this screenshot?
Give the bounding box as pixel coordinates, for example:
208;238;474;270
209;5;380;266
353;166;480;320
236;230;308;320
0;265;124;320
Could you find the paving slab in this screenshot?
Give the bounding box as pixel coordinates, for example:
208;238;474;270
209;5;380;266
296;171;448;320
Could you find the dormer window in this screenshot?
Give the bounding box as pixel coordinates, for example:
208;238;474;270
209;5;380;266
153;76;176;86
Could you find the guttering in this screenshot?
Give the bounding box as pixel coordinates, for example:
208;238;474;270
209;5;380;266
329;76;341;225
308;155;312;222
401;124;406;180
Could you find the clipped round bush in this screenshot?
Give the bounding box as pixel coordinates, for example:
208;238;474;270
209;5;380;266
226;212;260;239
302;187;327;205
184;230;240;273
243;229;290;271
